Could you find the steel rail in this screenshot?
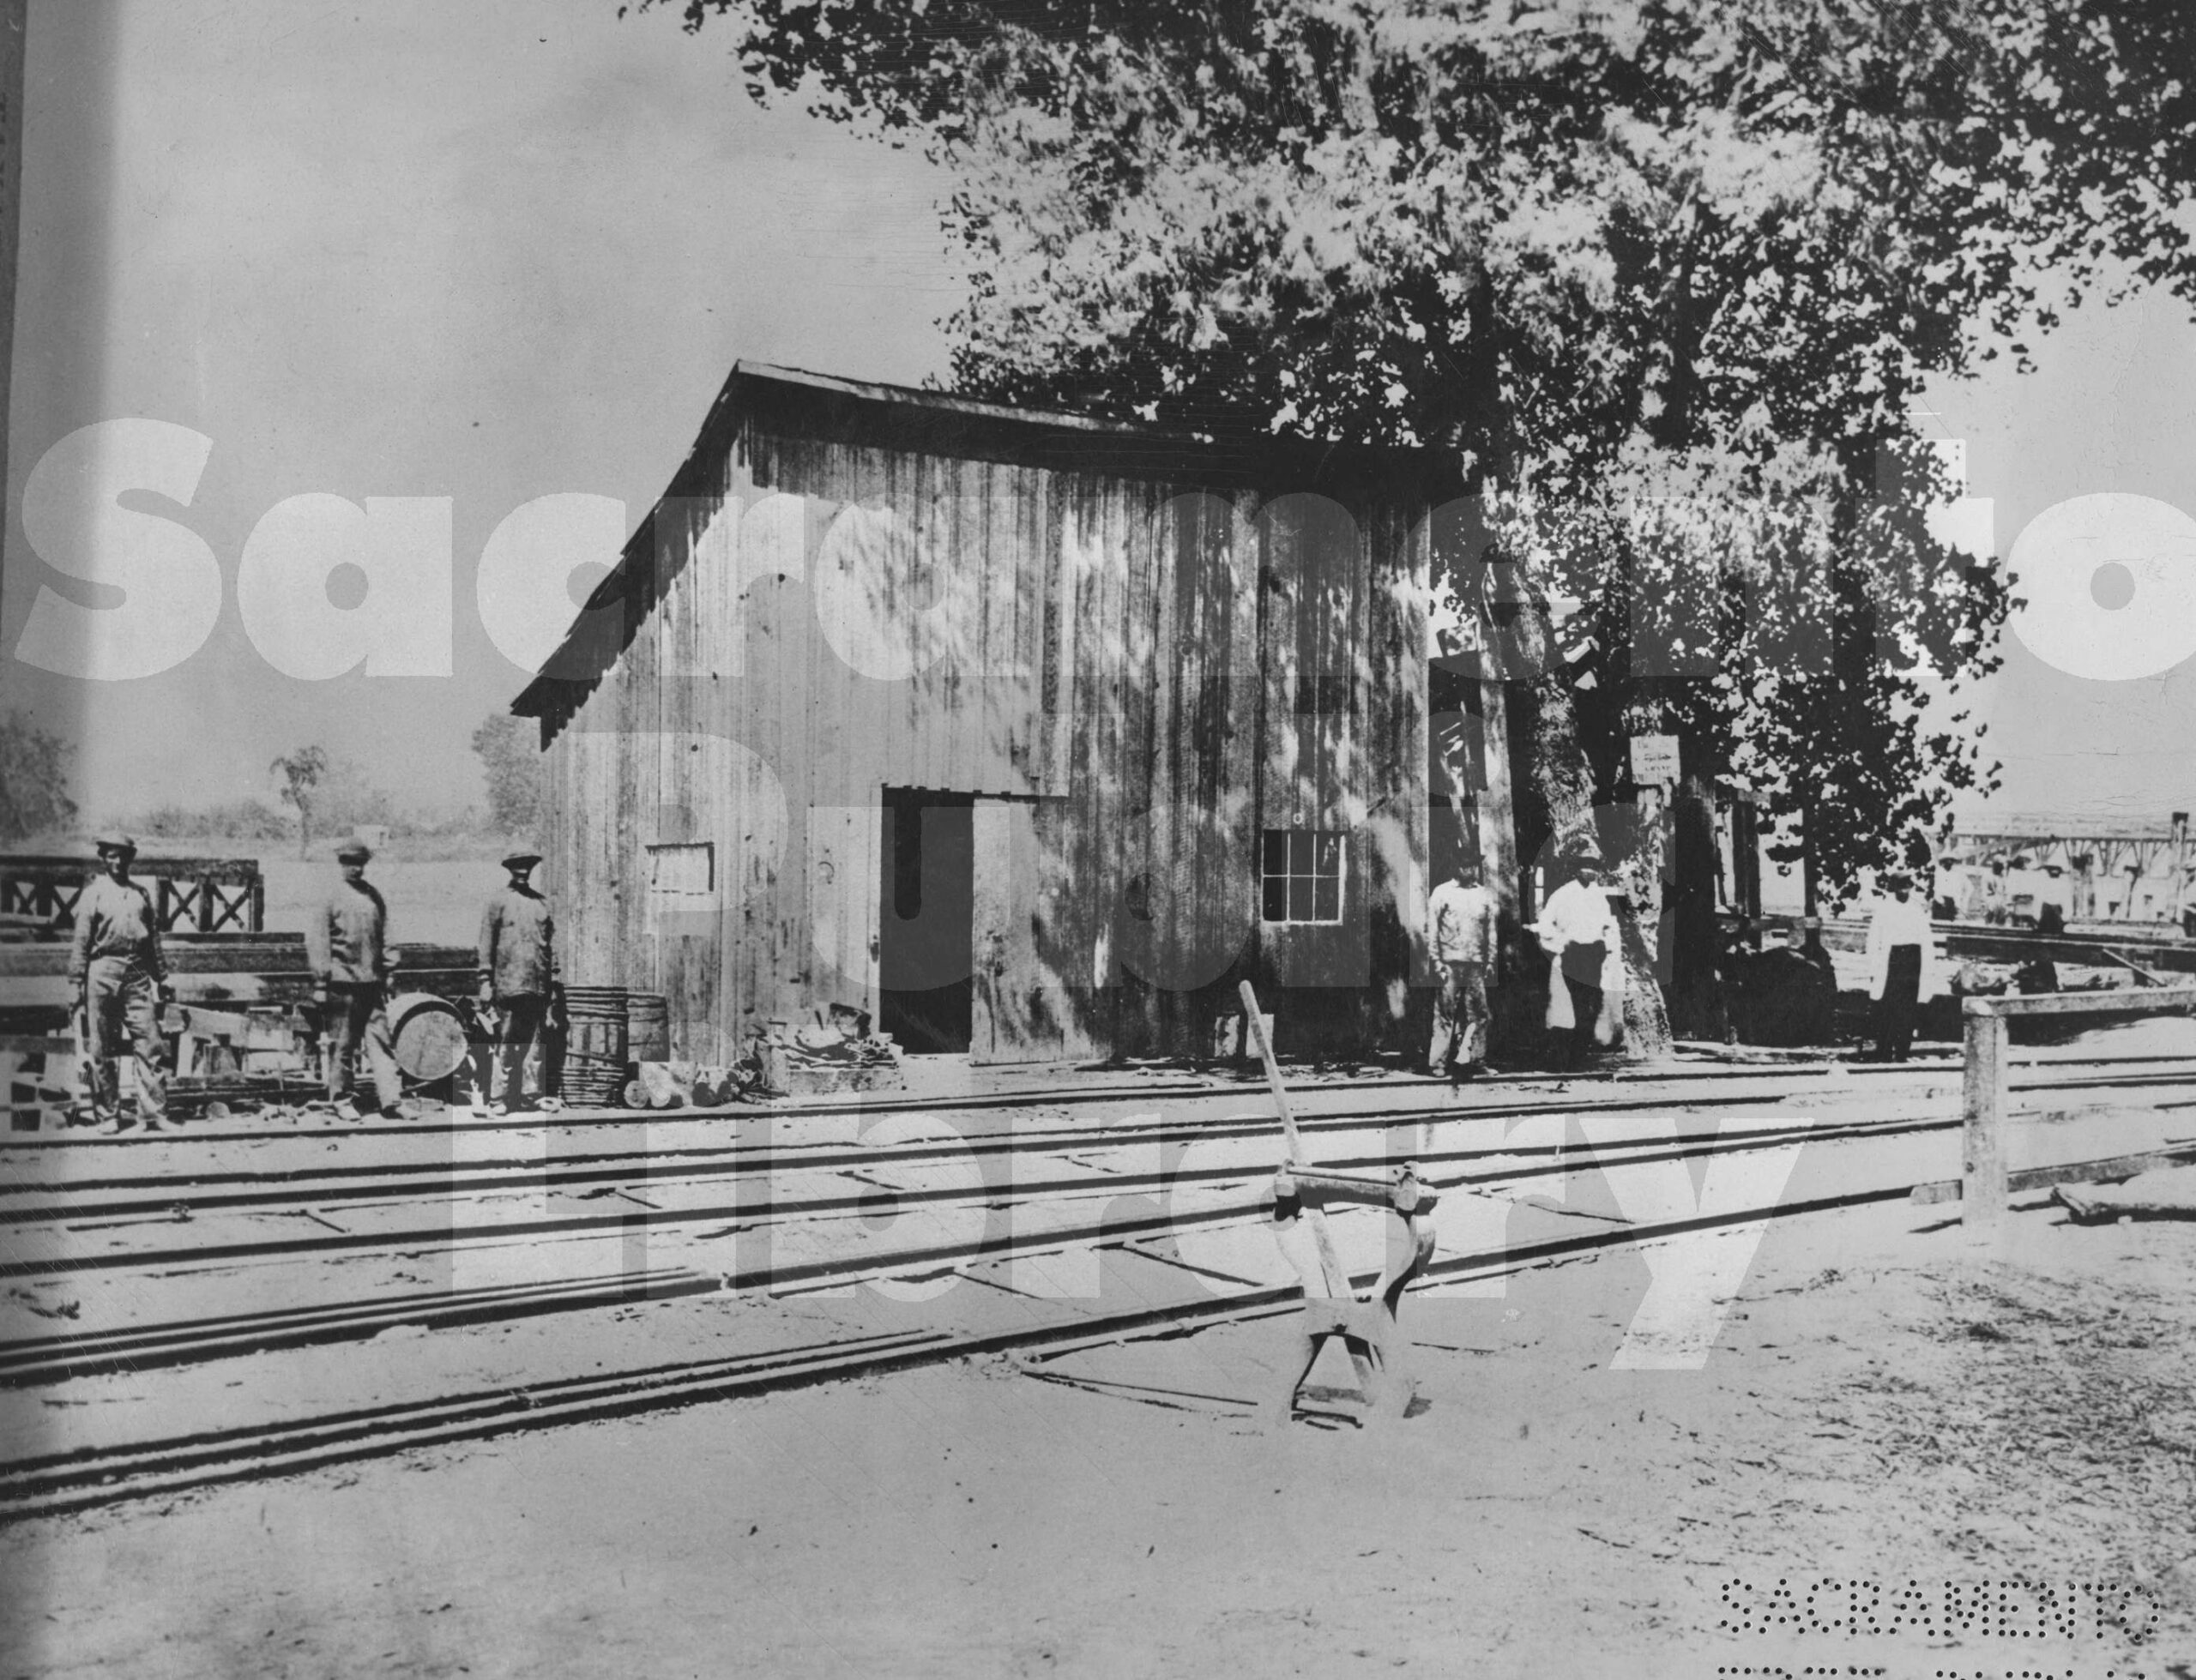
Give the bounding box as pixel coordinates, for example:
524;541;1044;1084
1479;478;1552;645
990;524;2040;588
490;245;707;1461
0;1106;1958;1284
0;1041;2104;1156
0;1087;1895;1225
0;1110;1964;1382
0;1156;2099;1524
9;1051;2187;1228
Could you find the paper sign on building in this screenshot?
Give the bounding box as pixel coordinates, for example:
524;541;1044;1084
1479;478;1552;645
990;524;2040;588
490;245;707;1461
1630;733;1680;786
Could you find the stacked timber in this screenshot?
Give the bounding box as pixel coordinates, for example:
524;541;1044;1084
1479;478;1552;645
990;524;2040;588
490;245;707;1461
618;1059;751;1110
755;1012;902;1097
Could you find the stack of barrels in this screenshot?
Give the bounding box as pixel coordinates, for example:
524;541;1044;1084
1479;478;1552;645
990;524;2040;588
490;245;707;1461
560;985;629;1106
626;992;670;1065
558;987;674;1109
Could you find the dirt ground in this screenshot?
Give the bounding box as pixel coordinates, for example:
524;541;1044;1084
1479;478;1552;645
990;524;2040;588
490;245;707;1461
4;1192;2193;1679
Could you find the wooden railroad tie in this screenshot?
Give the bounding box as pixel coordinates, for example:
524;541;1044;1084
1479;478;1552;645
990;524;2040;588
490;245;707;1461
1239;980;1439;1426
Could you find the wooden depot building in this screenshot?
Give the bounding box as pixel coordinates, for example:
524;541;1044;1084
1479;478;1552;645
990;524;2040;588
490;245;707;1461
511;364;1515;1065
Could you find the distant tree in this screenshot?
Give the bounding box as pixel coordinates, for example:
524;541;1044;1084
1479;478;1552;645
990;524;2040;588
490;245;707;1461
0;711;78;844
472;713;541;836
130;798;293;843
270;746;329;860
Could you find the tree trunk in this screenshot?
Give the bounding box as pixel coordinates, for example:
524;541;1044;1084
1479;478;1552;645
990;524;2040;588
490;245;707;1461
1667;737;1727;1041
1492;555;1672;1060
1801;812;1821;919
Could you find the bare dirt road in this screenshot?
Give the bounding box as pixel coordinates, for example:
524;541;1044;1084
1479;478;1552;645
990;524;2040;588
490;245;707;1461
4;1193;2191;1679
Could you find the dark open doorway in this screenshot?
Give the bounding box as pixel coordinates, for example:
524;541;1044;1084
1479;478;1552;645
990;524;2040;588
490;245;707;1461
878;788;975;1053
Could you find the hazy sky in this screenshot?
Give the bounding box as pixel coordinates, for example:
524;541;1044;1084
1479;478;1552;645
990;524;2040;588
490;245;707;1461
1;0;958;821
3;0;2195;834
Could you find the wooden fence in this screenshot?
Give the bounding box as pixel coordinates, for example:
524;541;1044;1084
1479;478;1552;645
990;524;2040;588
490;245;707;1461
1960;986;2196;1226
0;856;264;936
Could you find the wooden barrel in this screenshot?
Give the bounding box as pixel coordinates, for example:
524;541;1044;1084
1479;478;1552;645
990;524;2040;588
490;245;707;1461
387;992;469;1083
561;985;629;1105
626;992;670;1064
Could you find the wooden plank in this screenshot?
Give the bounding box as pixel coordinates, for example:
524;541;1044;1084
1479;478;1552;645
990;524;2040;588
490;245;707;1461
1913;1143;2196;1205
1962;1007;2010;1227
1240;979;1303;1165
0;940;474;978
2098;947;2169;985
1962;985;2196;1018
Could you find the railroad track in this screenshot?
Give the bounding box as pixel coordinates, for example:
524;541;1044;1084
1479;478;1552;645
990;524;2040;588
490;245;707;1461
0;1159;2109;1525
0;1105;1958;1384
8;1051;2191;1225
0;1103;1965;1282
4;1054;2191;1368
0;1037;2145;1159
3;1051;2189;1519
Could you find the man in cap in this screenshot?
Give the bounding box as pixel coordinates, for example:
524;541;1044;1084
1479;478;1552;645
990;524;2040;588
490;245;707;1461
66;832;171;1134
308;839;403;1118
1426;854;1497;1082
476;848;558;1114
1534;841;1620;1070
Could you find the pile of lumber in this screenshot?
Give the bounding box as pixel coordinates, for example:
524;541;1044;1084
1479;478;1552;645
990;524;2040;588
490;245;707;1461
617;1060;751;1111
755;1010;903;1097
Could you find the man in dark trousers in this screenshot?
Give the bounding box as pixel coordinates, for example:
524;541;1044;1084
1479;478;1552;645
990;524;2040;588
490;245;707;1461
1535;844;1620;1070
477;849;559;1114
67;832;172;1134
309;839;404;1119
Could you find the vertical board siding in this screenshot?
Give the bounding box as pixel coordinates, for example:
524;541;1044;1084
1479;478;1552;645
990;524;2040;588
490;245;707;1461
534;376;1457;1065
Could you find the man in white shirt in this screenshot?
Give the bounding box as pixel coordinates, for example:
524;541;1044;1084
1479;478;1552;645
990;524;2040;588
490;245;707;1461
1427;858;1496;1081
1536;848;1620;1069
1865;870;1940;1062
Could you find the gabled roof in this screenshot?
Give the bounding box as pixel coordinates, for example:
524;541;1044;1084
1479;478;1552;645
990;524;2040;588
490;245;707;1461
510;360;1461;733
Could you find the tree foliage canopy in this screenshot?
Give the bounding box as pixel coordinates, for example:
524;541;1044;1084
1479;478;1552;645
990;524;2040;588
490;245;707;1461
646;0;2192;900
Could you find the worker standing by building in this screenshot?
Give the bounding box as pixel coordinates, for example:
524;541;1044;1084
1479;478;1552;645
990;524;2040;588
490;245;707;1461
1535;843;1620;1070
477;848;559;1114
1426;856;1496;1082
1865;870;1940;1063
309;839;404;1119
67;832;171;1135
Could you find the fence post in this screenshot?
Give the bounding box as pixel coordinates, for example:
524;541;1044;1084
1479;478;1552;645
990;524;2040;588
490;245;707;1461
1962;1000;2009;1229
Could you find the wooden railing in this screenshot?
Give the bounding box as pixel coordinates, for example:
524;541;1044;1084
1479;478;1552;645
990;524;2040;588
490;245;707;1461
1960;987;2196;1226
0;856;265;936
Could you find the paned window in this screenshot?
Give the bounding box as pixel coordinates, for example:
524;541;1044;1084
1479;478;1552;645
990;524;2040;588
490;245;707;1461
1260;829;1342;924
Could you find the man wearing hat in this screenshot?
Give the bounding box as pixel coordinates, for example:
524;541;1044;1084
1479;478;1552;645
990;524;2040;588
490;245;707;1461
1426;854;1497;1081
1533;840;1621;1070
66;832;171;1133
476;848;558;1114
308;839;403;1118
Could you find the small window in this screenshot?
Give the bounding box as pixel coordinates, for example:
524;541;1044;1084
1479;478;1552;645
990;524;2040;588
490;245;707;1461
1261;829;1343;924
647;841;715;896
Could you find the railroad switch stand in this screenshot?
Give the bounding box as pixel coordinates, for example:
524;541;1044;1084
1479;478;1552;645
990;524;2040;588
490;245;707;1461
1269;1160;1439;1424
1237;980;1440;1427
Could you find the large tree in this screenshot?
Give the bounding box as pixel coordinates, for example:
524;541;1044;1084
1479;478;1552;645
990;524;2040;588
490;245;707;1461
643;0;2186;1037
